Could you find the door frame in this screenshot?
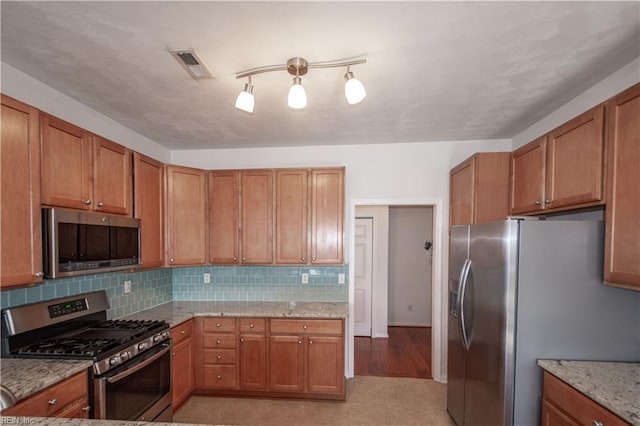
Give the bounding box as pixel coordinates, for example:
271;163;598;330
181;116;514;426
347;198;445;383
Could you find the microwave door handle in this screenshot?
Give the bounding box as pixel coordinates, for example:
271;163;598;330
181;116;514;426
106;344;170;384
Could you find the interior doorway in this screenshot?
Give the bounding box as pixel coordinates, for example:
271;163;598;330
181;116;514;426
353;205;435;379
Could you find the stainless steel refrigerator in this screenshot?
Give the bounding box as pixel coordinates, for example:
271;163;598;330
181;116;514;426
446;218;640;426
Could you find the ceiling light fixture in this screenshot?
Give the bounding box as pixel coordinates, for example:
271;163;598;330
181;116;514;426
235;56;366;113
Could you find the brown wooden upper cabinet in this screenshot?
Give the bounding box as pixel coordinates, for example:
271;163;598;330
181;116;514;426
276;169;309;264
40;114;132;215
1;95;43;288
166;165;208;266
604;83;640;289
310;168;344;264
449;152;511;226
511;105;605;215
133;153;165;269
208;169;273;264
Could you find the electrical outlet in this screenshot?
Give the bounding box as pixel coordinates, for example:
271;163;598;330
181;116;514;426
301;273;309;284
124;280;132;294
338;273;345;284
203;273;211;284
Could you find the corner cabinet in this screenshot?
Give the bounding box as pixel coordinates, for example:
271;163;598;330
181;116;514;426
1;95;43;287
166;165;208;266
449;152;510;225
133;153;164;269
604;83;640;289
40;114;132;215
511;105;605;215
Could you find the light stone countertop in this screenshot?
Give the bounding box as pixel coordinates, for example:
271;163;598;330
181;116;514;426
0;359;93;403
124;300;349;327
538;359;640;425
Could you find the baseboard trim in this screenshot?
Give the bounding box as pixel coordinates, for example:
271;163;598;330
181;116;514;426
388;322;431;327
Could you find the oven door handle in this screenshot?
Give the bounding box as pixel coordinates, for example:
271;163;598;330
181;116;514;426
106;344;170;384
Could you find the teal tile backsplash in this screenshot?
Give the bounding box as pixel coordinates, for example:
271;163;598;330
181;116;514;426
0;265;348;315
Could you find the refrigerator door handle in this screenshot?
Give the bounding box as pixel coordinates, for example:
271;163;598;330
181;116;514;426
458;259;472;350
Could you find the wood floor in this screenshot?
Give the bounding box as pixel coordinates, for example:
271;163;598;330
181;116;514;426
354;326;432;379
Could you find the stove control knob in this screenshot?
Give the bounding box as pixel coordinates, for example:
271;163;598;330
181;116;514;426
137;342;147;351
120;351;130;361
109;356;121;366
163;331;171;339
153;334;161;343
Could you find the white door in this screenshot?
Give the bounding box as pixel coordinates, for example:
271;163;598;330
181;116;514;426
354;218;373;336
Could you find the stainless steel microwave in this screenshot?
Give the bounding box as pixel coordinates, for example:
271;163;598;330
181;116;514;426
43;208;141;278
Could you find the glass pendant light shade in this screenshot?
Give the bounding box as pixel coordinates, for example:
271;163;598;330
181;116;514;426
235;82;254;113
344;71;366;105
288;76;307;109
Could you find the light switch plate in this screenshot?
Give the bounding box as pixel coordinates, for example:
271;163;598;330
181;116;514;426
301;273;309;284
124;280;132;294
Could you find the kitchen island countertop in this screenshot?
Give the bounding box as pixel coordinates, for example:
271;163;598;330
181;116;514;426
538;359;640;425
124;300;349;327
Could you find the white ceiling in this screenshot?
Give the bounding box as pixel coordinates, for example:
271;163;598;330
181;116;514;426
1;1;639;150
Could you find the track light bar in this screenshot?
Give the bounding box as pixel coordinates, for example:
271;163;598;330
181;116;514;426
234;56;367;112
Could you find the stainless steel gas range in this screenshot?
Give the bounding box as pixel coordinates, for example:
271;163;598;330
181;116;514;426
1;290;172;421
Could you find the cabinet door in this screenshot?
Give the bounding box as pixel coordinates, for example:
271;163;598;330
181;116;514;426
310;168;344;264
93;136;132;215
510;136;546;214
241;170;273;264
166;165;207;265
239;334;266;390
1;95;43;287
474;153;511;223
541;400;579;426
40;114;93;209
209;171;240;264
269;335;304;392
276;169;309;264
546;105;605;209
604;84;640;288
133;153;164;269
307;335;344;394
172;336;194;408
449;158;474;226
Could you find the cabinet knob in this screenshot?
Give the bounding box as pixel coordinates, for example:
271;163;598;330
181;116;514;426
233;257;238;261
309;340;313;344
240;338;245;342
216;323;221;327
217;375;222;380
592;422;603;426
172;352;176;356
534;200;542;206
170;258;174;262
216;340;221;344
303;325;308;330
301;257;305;261
312;257;316;262
298;340;302;344
82;406;91;412
545;199;553;204
34;272;44;278
83;199;91;205
48;398;57;405
217;355;222;360
242;257;246;261
180;330;186;335
249;323;254;328
97;202;104;207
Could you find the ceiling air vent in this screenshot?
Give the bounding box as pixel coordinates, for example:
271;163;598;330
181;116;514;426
169;49;214;80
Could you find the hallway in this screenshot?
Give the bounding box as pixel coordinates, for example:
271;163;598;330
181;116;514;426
354;326;432;379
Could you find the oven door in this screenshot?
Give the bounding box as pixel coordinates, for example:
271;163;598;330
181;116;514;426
94;342;172;421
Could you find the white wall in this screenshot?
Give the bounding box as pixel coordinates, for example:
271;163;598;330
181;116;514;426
388;206;433;327
1;62;171;162
512;57;640;149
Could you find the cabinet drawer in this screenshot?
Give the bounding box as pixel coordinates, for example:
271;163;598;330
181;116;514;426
203;349;236;365
203;317;236;333
239;318;266;333
543;372;628;426
2;370;88;417
203;334;237;349
171;319;193;345
202;365;237;389
270;319;343;335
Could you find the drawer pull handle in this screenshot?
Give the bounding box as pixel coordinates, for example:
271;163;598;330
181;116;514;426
82;406;91;412
592;422;603;426
48;399;57;405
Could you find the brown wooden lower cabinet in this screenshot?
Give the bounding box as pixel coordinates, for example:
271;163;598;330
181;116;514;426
542;372;629;426
1;370;89;418
194;316;345;400
171;319;194;410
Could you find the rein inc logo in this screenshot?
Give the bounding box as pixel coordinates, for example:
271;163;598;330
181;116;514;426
2;418;35;424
